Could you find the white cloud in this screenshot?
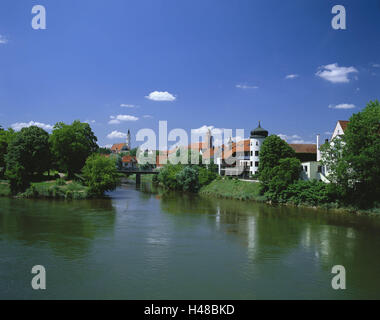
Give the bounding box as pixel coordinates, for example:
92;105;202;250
373;64;380;68
84;119;96;124
191;125;223;135
316;63;358;83
11;121;53;131
277;134;301;141
0;35;8;44
145;91;176;101
285;74;299;79
120;104;138;108
328;103;356;110
143;115;153;119
277;134;314;144
101;144;113;149
290;139;315;144
107;131;128;139
324;131;333;135
236;84;259;89
108;114;139;124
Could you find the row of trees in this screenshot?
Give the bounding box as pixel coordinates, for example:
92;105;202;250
1;121;100;194
156;151;218;193
258;100;380;209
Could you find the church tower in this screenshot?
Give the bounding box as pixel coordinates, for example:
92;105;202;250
205;128;213;149
126;129;131;150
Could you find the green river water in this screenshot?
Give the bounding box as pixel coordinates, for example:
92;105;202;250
1;182;380;299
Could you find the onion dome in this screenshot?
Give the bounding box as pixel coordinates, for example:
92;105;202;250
250;121;268;138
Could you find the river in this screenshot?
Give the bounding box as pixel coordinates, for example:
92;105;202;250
1;182;380;299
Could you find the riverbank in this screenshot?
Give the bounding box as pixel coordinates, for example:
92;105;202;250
0;179;90;199
199;178;380;216
199;178;267;202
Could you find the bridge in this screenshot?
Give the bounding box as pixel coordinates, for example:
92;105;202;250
118;169;159;185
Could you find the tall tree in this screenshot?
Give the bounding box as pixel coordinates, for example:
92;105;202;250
343;100;380;207
49;121;98;178
5;126;50;193
0;126;15;178
258;135;297;193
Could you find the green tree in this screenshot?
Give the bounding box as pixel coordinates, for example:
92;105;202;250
331;100;380;207
258;135;297;193
49;121;98;178
176;166;200;192
82;154;121;196
0;126;15;178
265;157;301;202
157;163;184;190
5;126;51;194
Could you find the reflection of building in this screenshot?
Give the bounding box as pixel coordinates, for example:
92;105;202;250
111;129;131;154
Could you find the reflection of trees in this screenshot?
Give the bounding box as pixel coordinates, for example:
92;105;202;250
0;198;116;259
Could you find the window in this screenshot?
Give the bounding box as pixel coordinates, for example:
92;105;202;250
318;166;322;173
256;141;258;146
250;151;253;156
255;162;259;167
250;161;253;167
255;151;259;156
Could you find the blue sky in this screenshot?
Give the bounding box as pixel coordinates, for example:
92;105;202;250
0;0;380;148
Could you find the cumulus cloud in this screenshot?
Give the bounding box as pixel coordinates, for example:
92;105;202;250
316;63;358;83
108;114;139;124
84;119;96;124
120;104;138;108
191;125;223;135
107;131;128;139
0;35;8;44
11;121;53;131
328;103;356;110
145;91;176;101
236;84;259;89
277;134;314;144
285;74;299;79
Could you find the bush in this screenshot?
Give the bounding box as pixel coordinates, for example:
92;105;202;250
272;180;337;206
198;166;217;188
157;163;184;190
176;166;199;192
55;178;66;186
82;154;121;196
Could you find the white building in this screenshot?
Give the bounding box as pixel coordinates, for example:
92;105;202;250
249;121;268;175
301;120;349;183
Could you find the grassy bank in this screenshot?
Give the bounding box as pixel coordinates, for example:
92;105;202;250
0;179;90;200
200;178;267;202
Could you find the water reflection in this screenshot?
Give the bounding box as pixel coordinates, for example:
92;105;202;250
0;197;116;259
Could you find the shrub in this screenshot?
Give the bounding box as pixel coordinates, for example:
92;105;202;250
176;166;200;192
82;154;121;196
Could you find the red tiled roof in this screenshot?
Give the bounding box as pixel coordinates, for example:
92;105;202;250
111;143;127;151
122;155;137;163
338;120;349;132
289;144;317;154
